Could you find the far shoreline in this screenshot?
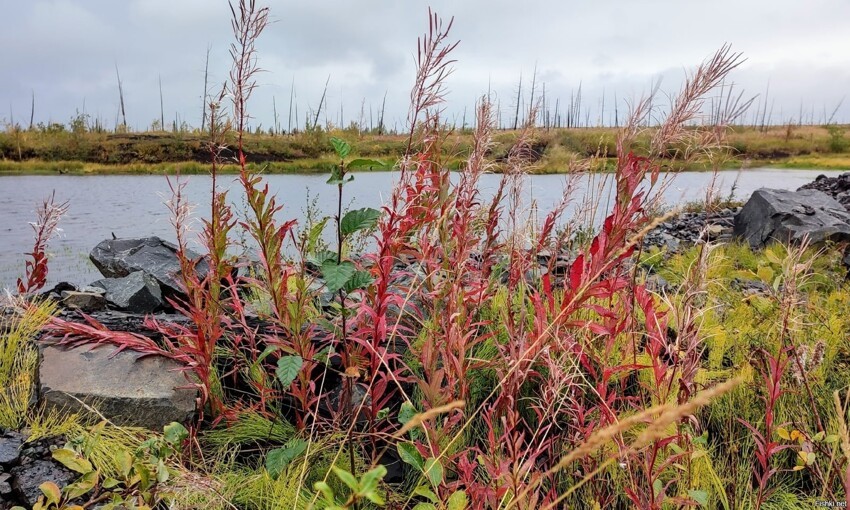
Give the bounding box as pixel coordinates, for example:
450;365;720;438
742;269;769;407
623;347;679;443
2;153;850;176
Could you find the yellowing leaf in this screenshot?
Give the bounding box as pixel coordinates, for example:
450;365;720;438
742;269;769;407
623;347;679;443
776;427;790;440
52;448;93;474
39;482;61;506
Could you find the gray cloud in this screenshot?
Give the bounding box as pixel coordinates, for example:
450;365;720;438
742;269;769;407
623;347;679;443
2;0;848;131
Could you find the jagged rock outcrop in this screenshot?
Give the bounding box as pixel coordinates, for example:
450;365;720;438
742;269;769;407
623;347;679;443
733;188;850;248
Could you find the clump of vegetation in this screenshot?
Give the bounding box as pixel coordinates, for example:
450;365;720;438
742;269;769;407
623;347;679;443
5;1;849;509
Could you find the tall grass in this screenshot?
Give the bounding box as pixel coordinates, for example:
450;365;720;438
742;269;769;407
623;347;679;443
29;1;850;508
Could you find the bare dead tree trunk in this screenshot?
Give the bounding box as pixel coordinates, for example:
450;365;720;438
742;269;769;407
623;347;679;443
115;63;127;131
528;63;537;124
288;77;295;134
273;96;278;135
378;90;387;135
600;88;605;127
358;98;365;136
29;90;34;130
313;75;330;130
159;75;165;131
513;71;522;130
614;91;619;128
201;45;210;132
759;80;770;132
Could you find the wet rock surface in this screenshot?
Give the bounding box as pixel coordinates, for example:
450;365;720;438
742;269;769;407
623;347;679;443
643;208;738;252
89;236;209;298
0;430;73;510
798;172;850;212
733;188;850;248
92;270;164;313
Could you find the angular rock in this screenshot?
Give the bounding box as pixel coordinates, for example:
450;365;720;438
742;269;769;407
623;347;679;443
0;472;11;496
734;188;850;249
798;172;850;212
10;460;75;508
0;433;22;466
92;271;164;313
89;237;208;297
60;290;107;312
39;343;197;430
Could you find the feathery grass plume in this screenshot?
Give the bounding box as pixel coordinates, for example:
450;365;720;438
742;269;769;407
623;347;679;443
403;8;459;159
16;191;69;295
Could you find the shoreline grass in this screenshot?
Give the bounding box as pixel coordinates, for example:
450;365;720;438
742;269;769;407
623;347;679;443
1;124;848;175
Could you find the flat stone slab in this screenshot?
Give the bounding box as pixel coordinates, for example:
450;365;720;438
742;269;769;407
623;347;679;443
38;343;197;430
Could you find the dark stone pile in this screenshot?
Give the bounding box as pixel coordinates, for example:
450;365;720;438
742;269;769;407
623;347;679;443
798;172;850;212
0;430;74;509
642;207;739;252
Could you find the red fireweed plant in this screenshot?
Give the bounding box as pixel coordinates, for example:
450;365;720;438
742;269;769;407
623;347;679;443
30;3;775;507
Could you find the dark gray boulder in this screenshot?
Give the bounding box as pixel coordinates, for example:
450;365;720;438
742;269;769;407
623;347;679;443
10;460;75;508
0;433;22;467
92;271;164;313
38;343;197;430
798;172;850;212
89;237;208;297
733;188;850;248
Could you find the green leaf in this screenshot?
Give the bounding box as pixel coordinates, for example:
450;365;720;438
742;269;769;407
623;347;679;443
326;172;354;186
156;459;169;483
306;217;329;252
134;461;151;489
115;449;133;478
308;250;338;268
399;401;417;425
276;355;304;390
265;439;308;479
330;137;351;158
321;261;356;293
652;478;663;497
423;457;444;487
688;489;709;506
412;504;438;510
348;158;386;169
163;422;188;445
359;465;387;503
340;208;381;236
313;481;335;503
413;485;440;503
397;443;425;470
448;490;468;509
102;477;122;489
65;470;98;499
344;270;374;293
332;466;359;491
376;407;390;420
52;448;93;474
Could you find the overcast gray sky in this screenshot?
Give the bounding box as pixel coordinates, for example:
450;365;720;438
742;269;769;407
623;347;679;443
3;0;849;131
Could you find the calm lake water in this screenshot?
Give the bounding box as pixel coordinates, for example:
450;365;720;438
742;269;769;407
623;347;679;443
0;168;845;290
